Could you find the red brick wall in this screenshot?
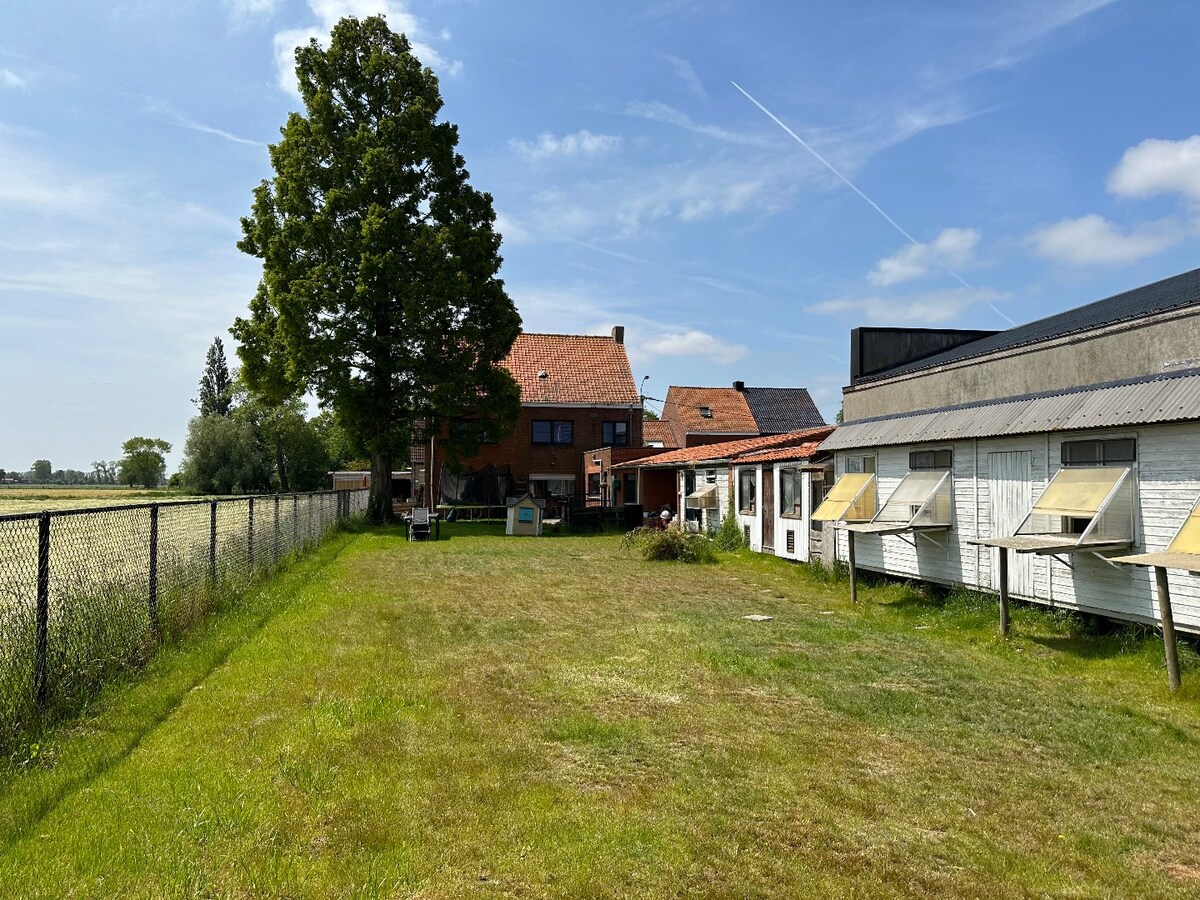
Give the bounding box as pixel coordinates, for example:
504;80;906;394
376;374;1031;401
446;406;643;495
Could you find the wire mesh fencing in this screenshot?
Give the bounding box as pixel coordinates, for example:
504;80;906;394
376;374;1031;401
0;489;368;748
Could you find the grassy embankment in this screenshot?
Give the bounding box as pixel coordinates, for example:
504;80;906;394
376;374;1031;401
0;523;1196;898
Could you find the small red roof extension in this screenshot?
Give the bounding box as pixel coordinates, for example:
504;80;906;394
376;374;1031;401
503;332;640;405
642;419;676;447
732;441;830;465
616;426;834;468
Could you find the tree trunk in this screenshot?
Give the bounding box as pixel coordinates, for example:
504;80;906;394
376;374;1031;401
275;436;290;493
368;450;394;523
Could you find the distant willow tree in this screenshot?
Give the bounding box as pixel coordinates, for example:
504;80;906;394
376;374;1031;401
196;337;234;417
233;16;521;523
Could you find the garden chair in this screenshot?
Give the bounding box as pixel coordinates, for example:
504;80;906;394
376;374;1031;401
409;507;432;541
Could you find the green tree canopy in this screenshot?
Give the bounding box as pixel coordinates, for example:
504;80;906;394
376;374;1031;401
233;15;521;522
196;336;235;417
30;460;51;483
179;415;272;495
118;437;170;488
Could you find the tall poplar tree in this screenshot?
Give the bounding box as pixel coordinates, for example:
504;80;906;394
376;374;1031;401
234;16;521;522
196;336;234;417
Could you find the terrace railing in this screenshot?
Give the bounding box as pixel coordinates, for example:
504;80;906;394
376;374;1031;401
0;489;368;745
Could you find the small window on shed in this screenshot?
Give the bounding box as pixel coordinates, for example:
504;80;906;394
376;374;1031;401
1062;438;1136;467
909;448;952;470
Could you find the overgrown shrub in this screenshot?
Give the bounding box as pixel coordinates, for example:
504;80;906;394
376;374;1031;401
622;526;716;563
711;497;745;552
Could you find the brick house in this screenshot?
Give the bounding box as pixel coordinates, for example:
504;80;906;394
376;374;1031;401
655;383;825;448
438;327;642;511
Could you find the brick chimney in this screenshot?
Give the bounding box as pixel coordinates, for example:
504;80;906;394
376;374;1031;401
611;325;625;345
732;380;745;391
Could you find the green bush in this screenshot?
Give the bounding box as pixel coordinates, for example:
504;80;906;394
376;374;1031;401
711;497;745;552
622;526;716;563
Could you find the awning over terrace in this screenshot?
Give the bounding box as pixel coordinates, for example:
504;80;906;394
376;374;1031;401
811;473;876;523
843;471;952;536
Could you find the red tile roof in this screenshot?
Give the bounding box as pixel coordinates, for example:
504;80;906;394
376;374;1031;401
733;438;833;465
642;419;676;447
503;332;639;405
615;426;834;469
664;386;758;438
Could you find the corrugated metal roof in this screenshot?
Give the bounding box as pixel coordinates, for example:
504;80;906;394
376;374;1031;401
823;368;1200;451
858;267;1200;383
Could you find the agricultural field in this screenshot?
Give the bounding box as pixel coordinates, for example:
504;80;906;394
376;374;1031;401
0;524;1196;898
0;486;196;516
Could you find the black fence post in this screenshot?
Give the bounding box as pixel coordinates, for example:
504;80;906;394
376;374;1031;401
274;495;280;567
35;512;50;708
209;500;218;586
248;496;255;575
293;494;299;550
148;504;159;632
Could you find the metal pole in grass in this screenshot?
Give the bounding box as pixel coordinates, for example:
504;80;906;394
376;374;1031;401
209;500;218;586
35;512;50;708
148;504;159;632
293;494;299;550
998;548;1010;637
1153;566;1182;692
274;494;280;566
847;529;858;605
248;496;255;575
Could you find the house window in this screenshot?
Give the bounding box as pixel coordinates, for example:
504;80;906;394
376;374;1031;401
909;448;952;470
602;421;629;447
699;406;713;418
532;419;573;446
705;469;717;484
1061;438;1136;467
844;455;876;475
530;476;574;498
624;473;638;503
587;472;602;499
739;468;757;514
779;467;804;518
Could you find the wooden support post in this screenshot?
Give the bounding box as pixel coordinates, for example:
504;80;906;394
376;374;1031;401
848;529;858;605
1153;566;1182;692
998;548;1010;637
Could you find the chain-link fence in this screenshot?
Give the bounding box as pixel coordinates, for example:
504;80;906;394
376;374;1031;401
0;489;368;748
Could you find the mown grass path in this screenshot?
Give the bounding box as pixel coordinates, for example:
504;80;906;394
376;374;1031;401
0;524;1197;898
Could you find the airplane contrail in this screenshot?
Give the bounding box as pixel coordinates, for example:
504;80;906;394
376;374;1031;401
732;80;1015;326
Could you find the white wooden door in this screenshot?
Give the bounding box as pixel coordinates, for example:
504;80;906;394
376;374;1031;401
988;451;1033;596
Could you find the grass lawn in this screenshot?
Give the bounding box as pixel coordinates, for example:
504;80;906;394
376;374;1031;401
0;523;1197;898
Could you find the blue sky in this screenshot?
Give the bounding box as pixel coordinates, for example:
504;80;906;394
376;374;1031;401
3;0;1200;473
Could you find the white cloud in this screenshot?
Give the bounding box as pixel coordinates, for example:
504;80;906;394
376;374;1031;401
274;1;460;95
868;227;980;287
1;69;26;89
626;100;773;147
661;54;705;99
639;330;747;364
1027;214;1182;266
806;287;1008;326
510;130;622;162
493;211;529;245
1108;135;1200;202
